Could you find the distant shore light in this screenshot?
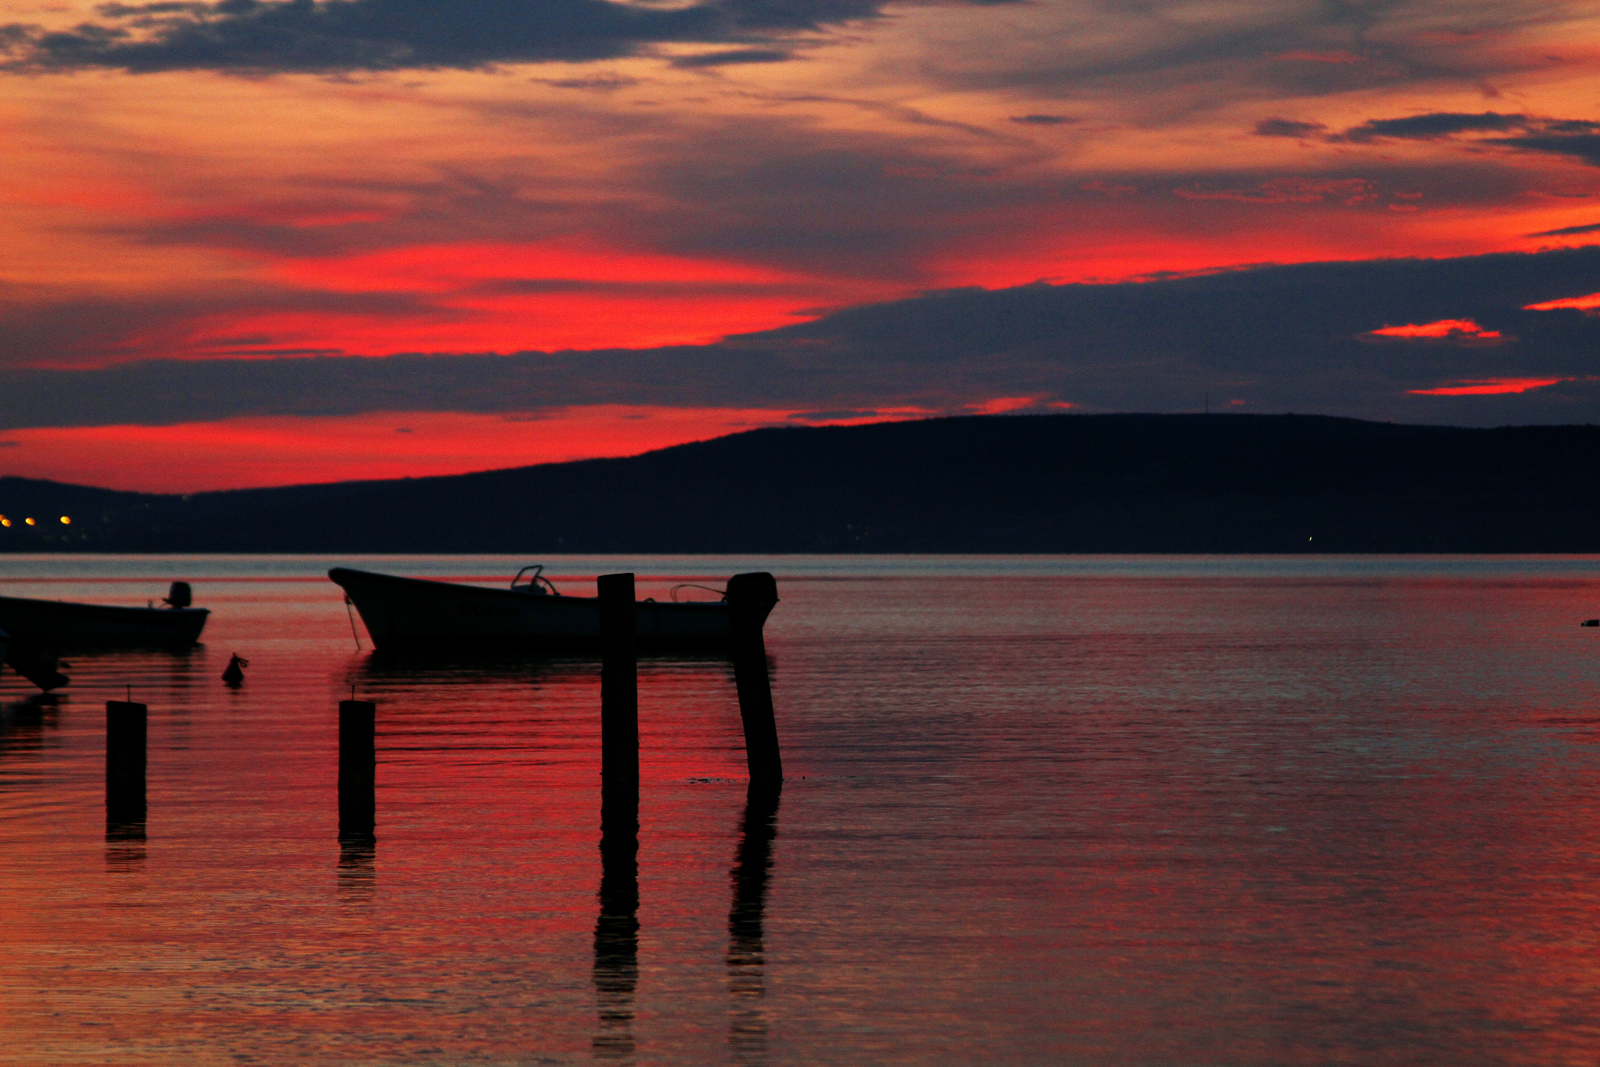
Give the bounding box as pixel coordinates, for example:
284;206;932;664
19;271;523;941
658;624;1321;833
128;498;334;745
59;516;70;525
0;517;8;527
24;517;35;526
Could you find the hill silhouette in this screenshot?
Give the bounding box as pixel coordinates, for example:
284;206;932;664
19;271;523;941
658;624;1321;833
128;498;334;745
2;413;1599;553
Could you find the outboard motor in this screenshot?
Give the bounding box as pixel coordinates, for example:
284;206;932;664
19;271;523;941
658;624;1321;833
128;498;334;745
725;571;778;611
164;581;192;609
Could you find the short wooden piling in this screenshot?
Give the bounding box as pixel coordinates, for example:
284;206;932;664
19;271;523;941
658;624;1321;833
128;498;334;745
105;700;147;832
339;699;376;839
726;572;782;790
599;573;639;808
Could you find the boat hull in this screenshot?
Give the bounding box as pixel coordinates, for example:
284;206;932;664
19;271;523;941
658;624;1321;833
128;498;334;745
0;595;209;649
329;567;766;652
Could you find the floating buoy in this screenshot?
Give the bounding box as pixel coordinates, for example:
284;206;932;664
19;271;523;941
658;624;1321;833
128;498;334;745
222;653;249;687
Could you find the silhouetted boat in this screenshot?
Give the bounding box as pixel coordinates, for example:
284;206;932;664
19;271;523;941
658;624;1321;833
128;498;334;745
0;582;208;691
0;582;208;649
329;566;773;652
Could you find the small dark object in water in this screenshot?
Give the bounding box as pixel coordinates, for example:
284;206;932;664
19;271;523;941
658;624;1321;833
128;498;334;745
1584;620;1599;627
221;653;248;686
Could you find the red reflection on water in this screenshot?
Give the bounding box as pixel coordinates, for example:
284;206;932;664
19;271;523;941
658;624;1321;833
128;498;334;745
2;567;1600;1063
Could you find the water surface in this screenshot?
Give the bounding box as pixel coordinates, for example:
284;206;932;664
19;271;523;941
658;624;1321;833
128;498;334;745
3;555;1600;1065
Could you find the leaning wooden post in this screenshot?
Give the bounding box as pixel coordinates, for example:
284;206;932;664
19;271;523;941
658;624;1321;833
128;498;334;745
339;699;376;840
106;699;148;834
726;572;782;791
599;573;639;814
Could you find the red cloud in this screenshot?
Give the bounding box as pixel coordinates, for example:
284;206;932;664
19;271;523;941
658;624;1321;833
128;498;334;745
1409;378;1562;396
1524;292;1600;310
1370;319;1502;339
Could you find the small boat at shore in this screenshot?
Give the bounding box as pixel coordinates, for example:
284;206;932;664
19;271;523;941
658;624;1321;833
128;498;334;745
329;566;775;652
0;582;209;691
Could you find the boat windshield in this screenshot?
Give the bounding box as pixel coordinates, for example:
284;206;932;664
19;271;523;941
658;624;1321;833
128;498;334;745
510;565;559;596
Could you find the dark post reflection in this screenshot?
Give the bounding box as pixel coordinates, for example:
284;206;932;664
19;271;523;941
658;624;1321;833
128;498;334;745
335;699;376;900
105;823;147;871
592;786;640;1062
728;784;780;1063
338;834;376;902
1;693;57;754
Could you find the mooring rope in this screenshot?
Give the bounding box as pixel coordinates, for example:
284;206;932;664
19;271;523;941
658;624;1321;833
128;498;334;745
344;594;363;651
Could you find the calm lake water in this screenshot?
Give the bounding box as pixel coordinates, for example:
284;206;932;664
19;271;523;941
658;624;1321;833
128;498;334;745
5;554;1600;1065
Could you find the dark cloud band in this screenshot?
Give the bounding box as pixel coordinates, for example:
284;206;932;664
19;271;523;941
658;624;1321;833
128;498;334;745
1332;111;1530;143
5;246;1600;429
2;0;898;72
1527;221;1600;238
1318;111;1600;169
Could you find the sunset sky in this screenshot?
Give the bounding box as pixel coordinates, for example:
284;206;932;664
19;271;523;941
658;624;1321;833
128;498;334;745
6;0;1600;490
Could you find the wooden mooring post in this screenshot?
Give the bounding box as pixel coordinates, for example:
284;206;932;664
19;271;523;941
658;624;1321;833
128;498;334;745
105;699;147;834
598;573;639;812
726;572;782;792
339;699;376;839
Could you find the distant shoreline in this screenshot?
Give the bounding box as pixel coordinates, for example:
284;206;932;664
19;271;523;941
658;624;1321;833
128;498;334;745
3;413;1599;554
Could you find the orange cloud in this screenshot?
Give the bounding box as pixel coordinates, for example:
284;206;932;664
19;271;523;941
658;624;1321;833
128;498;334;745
1173;179;1376;205
971;396;1073;415
1271;50;1361;63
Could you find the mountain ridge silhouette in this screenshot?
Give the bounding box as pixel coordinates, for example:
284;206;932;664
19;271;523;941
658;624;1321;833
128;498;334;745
3;413;1598;553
